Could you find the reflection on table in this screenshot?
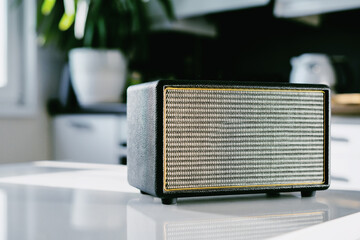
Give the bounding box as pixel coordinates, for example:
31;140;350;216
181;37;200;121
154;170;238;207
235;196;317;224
128;194;329;240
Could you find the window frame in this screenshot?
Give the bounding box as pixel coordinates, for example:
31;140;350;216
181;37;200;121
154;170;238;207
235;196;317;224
0;0;7;91
0;0;37;117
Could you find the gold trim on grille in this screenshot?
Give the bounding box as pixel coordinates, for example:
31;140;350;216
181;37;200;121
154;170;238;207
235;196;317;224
163;87;326;192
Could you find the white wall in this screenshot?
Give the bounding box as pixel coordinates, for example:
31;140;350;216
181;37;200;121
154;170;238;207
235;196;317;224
0;113;50;163
0;47;65;164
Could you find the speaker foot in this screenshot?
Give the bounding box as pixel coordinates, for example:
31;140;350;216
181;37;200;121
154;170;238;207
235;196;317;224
301;191;316;197
140;190;149;195
266;192;280;197
162;198;177;205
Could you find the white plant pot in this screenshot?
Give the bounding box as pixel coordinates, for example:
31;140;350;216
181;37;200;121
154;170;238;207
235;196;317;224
69;48;127;106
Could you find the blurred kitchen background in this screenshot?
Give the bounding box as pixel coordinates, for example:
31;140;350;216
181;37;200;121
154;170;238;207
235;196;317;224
1;0;360;186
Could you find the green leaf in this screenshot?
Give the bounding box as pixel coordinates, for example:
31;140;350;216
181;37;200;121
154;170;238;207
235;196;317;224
83;16;94;47
58;12;75;31
158;0;175;20
97;16;106;48
41;0;56;15
36;0;174;55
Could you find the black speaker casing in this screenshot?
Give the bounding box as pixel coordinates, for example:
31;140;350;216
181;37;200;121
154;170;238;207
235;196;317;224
127;80;331;204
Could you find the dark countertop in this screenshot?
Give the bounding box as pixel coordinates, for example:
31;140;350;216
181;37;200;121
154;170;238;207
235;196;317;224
47;99;127;116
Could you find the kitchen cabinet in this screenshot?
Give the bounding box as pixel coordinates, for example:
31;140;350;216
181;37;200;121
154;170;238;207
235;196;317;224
331;116;360;190
53;114;127;164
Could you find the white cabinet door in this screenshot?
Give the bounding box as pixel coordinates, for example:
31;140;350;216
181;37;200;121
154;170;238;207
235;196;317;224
331;117;360;190
53;115;126;164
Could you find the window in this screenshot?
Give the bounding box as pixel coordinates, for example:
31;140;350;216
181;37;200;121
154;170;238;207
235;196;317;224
0;0;7;90
0;0;37;116
0;190;6;240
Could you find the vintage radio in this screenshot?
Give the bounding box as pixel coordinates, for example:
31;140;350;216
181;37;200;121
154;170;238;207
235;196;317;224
127;80;330;204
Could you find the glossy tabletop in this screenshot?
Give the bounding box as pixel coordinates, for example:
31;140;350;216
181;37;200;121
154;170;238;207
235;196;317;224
0;161;359;240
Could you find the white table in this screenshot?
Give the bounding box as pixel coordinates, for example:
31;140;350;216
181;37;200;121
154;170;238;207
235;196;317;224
0;161;359;240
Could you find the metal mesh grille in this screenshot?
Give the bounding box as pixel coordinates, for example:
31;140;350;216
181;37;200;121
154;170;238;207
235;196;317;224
164;87;325;191
165;212;325;240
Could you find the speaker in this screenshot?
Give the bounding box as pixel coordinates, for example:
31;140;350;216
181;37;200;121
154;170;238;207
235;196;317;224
127;80;330;204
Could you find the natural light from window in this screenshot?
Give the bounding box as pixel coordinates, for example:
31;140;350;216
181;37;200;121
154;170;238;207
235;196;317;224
0;190;7;240
0;0;7;89
0;0;37;116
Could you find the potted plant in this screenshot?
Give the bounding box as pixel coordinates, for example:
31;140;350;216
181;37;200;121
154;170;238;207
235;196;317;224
37;0;174;105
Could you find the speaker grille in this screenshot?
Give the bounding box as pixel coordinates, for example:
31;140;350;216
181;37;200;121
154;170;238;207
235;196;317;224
164;87;325;191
